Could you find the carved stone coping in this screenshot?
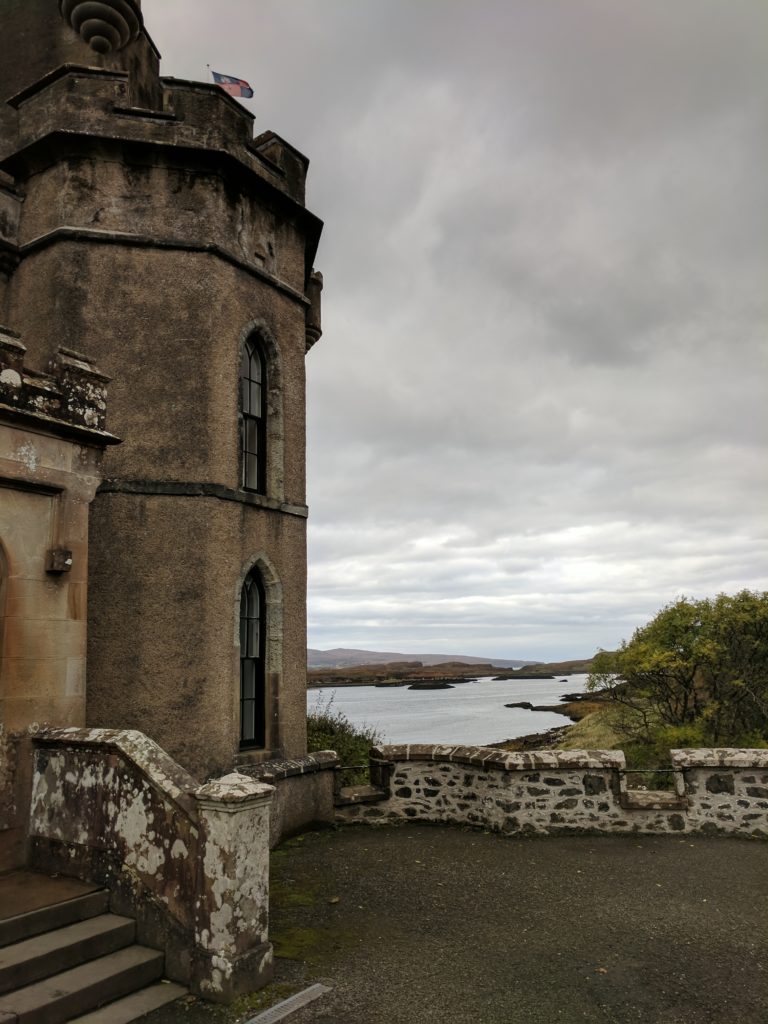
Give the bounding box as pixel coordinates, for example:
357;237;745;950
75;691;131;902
371;744;626;771
670;748;768;769
194;772;274;812
33;726;200;816
239;750;339;784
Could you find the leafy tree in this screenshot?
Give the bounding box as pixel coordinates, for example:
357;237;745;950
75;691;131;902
589;590;768;747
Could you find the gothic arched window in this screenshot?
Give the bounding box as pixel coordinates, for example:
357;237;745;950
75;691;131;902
241;337;266;492
240;568;266;748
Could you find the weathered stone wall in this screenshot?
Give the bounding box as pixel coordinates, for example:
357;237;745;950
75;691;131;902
85;492;309;779
0;0;161;139
0;727;32;871
241;751;338;848
669;748;768;834
0;336;114;732
0;330;116;868
335;745;768;838
28;727;275;1001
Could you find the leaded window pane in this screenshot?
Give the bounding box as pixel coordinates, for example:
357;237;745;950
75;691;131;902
245;452;259;489
250;351;262;384
242;660;256;699
246;418;259;453
242;700;255;741
240;337;266;493
248;618;260;657
240;569;266;748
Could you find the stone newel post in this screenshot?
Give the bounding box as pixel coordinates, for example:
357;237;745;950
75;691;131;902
192;772;275;1001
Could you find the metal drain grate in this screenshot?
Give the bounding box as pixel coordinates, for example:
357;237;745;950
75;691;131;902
246;984;332;1024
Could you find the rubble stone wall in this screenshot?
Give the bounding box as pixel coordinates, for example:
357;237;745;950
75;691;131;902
335;745;768;838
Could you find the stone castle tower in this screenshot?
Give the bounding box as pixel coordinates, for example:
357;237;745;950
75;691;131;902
0;0;323;779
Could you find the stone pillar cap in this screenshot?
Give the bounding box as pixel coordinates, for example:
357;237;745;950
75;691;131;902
195;771;274;806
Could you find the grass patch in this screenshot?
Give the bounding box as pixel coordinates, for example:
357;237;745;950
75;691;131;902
272;924;357;966
272;925;324;962
556;705;625;750
270;876;317;909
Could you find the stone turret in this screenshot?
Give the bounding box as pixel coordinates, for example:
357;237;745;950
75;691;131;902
0;1;323;779
0;0;162;138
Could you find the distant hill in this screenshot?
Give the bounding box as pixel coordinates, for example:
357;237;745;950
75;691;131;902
492;656;603;680
307;647;537;670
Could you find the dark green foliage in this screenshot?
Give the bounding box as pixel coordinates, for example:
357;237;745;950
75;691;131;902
588;590;768;771
307;694;381;783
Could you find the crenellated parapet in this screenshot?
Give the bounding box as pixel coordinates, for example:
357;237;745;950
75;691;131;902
0;327;118;444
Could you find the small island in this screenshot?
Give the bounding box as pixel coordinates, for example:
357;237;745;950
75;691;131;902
408;679;455;690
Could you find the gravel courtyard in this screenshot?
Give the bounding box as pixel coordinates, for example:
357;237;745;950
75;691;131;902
268;823;768;1024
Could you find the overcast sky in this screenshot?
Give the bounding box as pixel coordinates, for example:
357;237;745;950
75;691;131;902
152;1;768;661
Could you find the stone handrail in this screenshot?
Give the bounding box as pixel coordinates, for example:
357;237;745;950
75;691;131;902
29;728;274;1000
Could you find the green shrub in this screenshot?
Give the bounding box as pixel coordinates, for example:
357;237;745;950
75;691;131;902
589;590;768;747
307;694;382;784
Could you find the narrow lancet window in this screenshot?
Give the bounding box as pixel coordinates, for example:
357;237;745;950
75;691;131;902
241;338;266;492
240;569;266;748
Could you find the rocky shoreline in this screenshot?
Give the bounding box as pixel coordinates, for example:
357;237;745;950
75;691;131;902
488;723;574;751
491;691;606;751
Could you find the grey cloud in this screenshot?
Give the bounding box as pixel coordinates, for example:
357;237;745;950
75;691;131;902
152;1;768;659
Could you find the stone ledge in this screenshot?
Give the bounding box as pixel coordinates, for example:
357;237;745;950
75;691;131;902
620;790;688;811
372;744;625;771
96;478;308;518
18;227;311;309
239;750;339;783
671;748;768;769
335;784;388;806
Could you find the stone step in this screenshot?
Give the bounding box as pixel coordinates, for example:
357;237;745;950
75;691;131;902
0;893;110;950
0;916;136;995
0;945;164;1024
68;982;188;1024
335;784;388;806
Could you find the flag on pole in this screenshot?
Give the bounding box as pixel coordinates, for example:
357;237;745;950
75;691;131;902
211;71;254;99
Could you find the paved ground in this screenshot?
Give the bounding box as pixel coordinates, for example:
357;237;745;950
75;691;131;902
266;823;768;1024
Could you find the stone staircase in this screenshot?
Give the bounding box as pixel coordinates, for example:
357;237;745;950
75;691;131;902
0;872;186;1024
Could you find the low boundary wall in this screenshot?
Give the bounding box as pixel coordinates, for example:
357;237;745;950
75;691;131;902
28;728;275;1001
240;750;338;848
335;745;768;838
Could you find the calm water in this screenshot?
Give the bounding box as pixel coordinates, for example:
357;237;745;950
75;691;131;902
307;674;590;746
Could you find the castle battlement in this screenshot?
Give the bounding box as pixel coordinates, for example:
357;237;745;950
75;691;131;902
0;327;118;443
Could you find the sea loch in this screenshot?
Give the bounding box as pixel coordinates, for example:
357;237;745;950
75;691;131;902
306;674;589;746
